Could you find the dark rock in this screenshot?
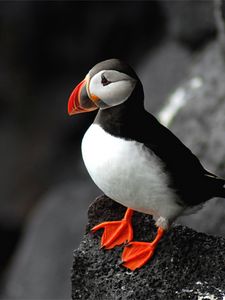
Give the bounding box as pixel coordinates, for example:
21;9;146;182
72;196;225;300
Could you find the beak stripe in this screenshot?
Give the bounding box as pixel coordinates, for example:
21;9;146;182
75;80;88;112
68;76;98;115
85;74;92;99
85;74;100;102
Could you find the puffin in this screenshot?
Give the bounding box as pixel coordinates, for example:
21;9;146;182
68;58;225;271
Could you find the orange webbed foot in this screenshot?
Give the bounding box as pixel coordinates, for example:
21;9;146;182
91;208;133;249
122;241;156;271
121;227;165;271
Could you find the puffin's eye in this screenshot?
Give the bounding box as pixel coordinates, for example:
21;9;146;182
101;74;111;86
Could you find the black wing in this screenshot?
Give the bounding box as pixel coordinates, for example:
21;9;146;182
139;113;222;205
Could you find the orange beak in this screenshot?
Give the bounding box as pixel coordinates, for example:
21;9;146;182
68;78;98;115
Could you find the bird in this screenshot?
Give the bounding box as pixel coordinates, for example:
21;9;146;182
67;58;225;271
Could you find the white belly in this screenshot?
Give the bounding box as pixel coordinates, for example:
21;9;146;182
81;124;182;221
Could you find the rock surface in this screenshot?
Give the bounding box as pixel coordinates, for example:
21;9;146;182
72;196;225;300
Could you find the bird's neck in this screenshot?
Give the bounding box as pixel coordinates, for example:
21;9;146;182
94;82;148;139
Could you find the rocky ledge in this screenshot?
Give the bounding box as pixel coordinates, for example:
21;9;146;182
72;195;225;300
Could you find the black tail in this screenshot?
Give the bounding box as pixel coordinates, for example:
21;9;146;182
217;180;225;198
209;176;225;198
204;171;225;198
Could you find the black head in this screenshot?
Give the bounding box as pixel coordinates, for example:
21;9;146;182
89;58;139;81
68;58;144;115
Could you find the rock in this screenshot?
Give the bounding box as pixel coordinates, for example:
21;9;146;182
72;196;225;300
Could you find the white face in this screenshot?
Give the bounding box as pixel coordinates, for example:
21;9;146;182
88;70;137;108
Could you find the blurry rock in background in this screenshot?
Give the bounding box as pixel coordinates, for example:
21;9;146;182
0;1;224;299
2;180;99;300
161;0;216;49
159;42;225;235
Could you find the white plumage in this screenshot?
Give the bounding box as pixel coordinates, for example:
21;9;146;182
82;124;184;229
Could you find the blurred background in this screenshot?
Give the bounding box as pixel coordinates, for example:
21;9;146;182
0;1;224;299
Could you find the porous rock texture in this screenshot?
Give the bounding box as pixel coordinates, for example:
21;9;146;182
72;196;225;300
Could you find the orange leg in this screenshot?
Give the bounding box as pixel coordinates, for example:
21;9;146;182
122;227;165;271
91;208;134;249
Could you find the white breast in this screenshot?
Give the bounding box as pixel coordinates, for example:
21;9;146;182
81;124;183;223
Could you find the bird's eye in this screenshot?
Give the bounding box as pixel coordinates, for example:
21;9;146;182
101;74;111;86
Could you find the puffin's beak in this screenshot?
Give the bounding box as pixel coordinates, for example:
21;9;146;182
68;77;98;115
